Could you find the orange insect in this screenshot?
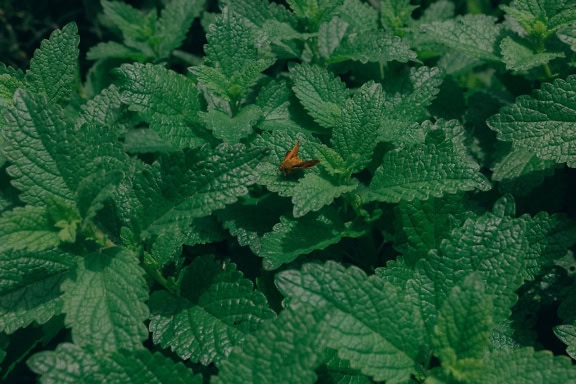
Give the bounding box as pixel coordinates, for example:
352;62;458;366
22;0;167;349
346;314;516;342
278;141;320;176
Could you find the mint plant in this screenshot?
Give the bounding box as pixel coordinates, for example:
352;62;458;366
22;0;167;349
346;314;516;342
1;0;576;383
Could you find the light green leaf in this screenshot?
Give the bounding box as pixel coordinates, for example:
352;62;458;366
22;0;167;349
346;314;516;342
276;261;425;382
0;249;76;334
25;22;79;104
292;173;357;217
0;206;60;253
222;0;298;28
500;36;564;72
420;14;502;62
61;248;149;353
291;64;348;128
368;122;491;203
200;104;262;143
116;63;206;150
488;75;576;167
332;81;384;173
215;305;330;384
155;0;204;57
28;343;203;384
149;256;275;364
286;0;344;26
339;0;379;33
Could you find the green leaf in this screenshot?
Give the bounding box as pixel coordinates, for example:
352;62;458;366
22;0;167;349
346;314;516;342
116;63;206;150
492;148;560;195
420;14;502;62
555;324;576;359
488;75;576;167
329;30;417;64
292;173;357;217
291;63;348;128
432;275;493;376
500;36;564;72
223;0;298;28
482;347;576;384
25;22;79;104
255;80;303;132
200;104;262;143
368;121;491;203
28;343;203;384
61;248;149;353
149;256;275;364
259;209;346;270
76;169;123;224
414;200;530;335
3;90;77;206
380;0;417;31
87;41;148;61
191;8;275;101
0;206;60;253
76;85;123;130
276;261;425;382
332;81;384;173
0;249;76;334
317;17;349;60
339;0;379;33
155;0;204;57
215;305;331;384
286;0;344;27
130;144;268;236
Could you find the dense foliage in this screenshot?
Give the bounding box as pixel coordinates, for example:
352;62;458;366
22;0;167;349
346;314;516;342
1;0;576;383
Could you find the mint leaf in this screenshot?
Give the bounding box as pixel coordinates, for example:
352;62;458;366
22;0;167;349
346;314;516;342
0;206;60;253
259;209;346;270
191;8;275;102
61;248;149;353
155;0;204;58
149;256;274;364
332;82;384;173
25;23;79;104
329;30;417;64
200;104;262;143
276;261;425;382
116;63;206;150
421;14;502;62
432;275;493;377
286;0;343;27
292;173;357;217
3;91;77;206
500;36;564;72
368;121;491;203
129;144;268;236
291;63;348;128
339;0;378;33
215;305;330;384
255;80;303;131
0;249;76;334
317;17;349;59
488;75;576;167
28;343;203;384
492;148;560;195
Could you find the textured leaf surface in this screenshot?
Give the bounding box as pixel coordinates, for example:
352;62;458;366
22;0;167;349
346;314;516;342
500;36;564;72
156;0;204;57
137;144;268;235
0;249;76;334
421;14;502;61
0;206;60;253
61;248;149;353
332;82;384;173
259;210;346;270
28;343;203;384
25;23;79;103
276;262;425;382
116;63;205;150
368;125;491;203
488;75;576;167
329;31;416;64
200;105;262;143
150;256;274;364
215;305;330;384
291;64;348;128
292;173;357;217
433;275;493;367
